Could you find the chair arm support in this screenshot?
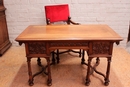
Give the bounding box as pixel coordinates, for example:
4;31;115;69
69;19;80;25
67;17;80;25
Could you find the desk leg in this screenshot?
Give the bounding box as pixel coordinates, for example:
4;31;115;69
46;57;52;86
27;57;34;86
27;57;52;86
104;57;111;86
85;57;111;86
85;57;92;86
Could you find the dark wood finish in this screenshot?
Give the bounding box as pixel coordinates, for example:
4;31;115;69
0;0;11;56
15;25;123;86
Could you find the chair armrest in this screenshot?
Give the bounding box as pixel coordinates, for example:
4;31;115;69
67;17;80;25
69;19;80;25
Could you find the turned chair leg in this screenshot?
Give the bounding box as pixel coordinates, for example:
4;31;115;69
37;57;41;66
79;49;82;57
52;51;55;64
55;49;83;63
81;50;85;64
56;49;60;63
96;57;100;64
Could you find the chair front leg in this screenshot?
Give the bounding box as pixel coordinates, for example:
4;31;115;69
56;49;60;63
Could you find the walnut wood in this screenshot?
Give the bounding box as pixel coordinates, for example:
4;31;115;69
15;25;123;86
15;25;122;41
0;0;11;56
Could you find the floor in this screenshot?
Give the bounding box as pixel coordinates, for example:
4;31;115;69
0;46;130;87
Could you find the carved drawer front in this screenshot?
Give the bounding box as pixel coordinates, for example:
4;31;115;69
27;42;46;54
89;41;113;56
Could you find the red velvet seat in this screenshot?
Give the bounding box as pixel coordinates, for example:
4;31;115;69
44;4;83;63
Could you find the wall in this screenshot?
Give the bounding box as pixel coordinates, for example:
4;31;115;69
3;0;130;47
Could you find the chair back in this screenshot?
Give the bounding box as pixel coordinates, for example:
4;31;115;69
45;4;70;24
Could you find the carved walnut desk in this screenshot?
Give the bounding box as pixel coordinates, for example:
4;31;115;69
15;25;123;86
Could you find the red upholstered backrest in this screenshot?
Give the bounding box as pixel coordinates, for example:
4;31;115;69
45;4;70;23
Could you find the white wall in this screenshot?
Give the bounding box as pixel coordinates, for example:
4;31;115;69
3;0;130;47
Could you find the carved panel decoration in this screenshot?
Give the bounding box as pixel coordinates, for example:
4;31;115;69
50;42;88;47
28;42;46;54
92;42;110;54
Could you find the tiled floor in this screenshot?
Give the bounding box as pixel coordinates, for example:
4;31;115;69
0;46;130;87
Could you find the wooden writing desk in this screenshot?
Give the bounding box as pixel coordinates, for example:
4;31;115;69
15;25;123;86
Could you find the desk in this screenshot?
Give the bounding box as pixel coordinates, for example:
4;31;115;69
15;25;123;86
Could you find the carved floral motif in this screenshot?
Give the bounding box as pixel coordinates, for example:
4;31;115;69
28;42;46;54
92;42;110;54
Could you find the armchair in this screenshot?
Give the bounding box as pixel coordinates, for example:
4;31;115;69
44;4;84;64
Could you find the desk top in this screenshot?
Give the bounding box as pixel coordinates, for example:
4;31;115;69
15;25;123;41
